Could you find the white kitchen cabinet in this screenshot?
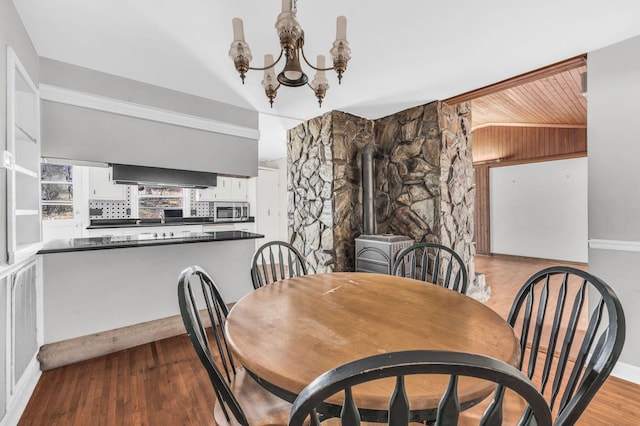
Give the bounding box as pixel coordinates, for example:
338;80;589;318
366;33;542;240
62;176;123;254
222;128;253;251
233;222;256;233
196;176;249;202
127;225;201;237
84;228;125;238
194;187;215;202
4;47;42;264
196;176;230;201
255;168;281;244
202;223;234;232
230;178;249;201
86;225;202;238
88;167;127;200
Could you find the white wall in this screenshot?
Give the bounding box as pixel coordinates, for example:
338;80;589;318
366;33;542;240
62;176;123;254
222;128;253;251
490;158;588;262
588;34;640;376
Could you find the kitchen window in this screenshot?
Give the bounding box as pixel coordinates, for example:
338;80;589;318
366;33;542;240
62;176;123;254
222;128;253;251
41;163;74;220
136;185;186;219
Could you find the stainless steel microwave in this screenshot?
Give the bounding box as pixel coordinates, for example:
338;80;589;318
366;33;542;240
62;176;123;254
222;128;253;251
212;201;249;222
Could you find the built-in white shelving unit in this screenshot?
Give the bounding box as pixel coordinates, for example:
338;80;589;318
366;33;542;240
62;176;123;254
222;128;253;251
4;47;42;264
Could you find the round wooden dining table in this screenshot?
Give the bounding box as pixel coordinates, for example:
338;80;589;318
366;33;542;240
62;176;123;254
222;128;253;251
225;272;520;421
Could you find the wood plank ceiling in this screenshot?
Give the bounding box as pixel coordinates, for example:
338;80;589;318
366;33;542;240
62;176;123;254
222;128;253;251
444;55;588;130
470;65;587;129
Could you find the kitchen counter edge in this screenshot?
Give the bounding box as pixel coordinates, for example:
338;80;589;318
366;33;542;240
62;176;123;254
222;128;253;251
37;231;265;254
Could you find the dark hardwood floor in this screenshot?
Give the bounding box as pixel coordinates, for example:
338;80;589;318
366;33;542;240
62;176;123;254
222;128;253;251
19;255;640;425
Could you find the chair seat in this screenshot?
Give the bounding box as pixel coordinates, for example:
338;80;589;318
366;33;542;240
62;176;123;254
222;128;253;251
213;367;292;426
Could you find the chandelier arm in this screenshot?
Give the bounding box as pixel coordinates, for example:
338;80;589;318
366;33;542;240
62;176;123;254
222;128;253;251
300;46;334;71
248;49;285;71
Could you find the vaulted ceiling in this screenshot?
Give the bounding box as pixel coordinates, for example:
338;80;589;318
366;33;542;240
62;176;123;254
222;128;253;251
13;1;637;160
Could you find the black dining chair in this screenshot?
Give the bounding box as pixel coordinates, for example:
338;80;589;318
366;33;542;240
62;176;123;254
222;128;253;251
288;350;552;426
392;242;468;294
251;241;308;289
177;265;292;426
483;266;625;426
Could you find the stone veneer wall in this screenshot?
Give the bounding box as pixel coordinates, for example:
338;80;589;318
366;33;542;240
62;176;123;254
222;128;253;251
287;111;373;273
438;102;476;282
288;101;475;282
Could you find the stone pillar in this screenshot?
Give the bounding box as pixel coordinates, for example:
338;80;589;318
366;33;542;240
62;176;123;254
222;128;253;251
438;101;476;286
287;111;373;273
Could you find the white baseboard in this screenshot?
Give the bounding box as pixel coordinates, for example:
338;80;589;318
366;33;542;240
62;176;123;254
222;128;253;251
611;361;640;385
0;357;41;426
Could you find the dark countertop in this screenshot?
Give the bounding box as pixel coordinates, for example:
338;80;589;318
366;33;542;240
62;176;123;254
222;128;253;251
87;216;255;229
38;230;264;254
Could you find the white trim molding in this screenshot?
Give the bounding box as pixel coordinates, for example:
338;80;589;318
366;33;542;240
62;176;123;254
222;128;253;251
611;361;640;385
588;239;640;253
39;84;260;140
0;358;40;426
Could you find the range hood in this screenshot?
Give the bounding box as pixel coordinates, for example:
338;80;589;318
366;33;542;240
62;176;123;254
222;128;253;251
111;164;217;188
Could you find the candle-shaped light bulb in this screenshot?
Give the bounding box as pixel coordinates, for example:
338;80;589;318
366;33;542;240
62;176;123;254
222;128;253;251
262;54;277;88
264;54;275;76
336;16;347;40
281;0;291;12
232;18;245;41
317;55;326;71
311;55;330;107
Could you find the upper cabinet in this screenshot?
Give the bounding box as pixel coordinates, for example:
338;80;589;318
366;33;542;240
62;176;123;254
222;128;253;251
230;177;249;201
88;166;127;200
4;47;42;264
196;177;249;202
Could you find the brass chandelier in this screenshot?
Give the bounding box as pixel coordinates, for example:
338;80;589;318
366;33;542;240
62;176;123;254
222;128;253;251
229;0;352;107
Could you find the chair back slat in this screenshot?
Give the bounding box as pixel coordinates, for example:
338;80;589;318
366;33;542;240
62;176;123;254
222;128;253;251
309;409;322;426
275;245;285;280
539;276;568;393
443;262;453;290
199;279;236;382
527;279;549;378
392;243;469;294
288;350;552;426
260;253;269;285
548;280;587;410
251;241;308;289
178;265;248;426
341;388;360;425
268;247;278;282
432;248;442;283
518;287;535;368
389;376;410;426
502;266;625;425
420;249;430;281
478;385;506;425
435;375;459;426
559;299;605;412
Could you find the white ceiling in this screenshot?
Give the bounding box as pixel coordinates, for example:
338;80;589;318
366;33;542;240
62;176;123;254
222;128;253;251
13;0;640;161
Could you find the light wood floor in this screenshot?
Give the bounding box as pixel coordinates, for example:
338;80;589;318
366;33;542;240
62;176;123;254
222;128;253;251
19;255;640;425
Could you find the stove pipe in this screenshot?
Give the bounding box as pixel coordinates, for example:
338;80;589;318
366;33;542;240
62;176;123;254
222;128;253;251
362;144;378;235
